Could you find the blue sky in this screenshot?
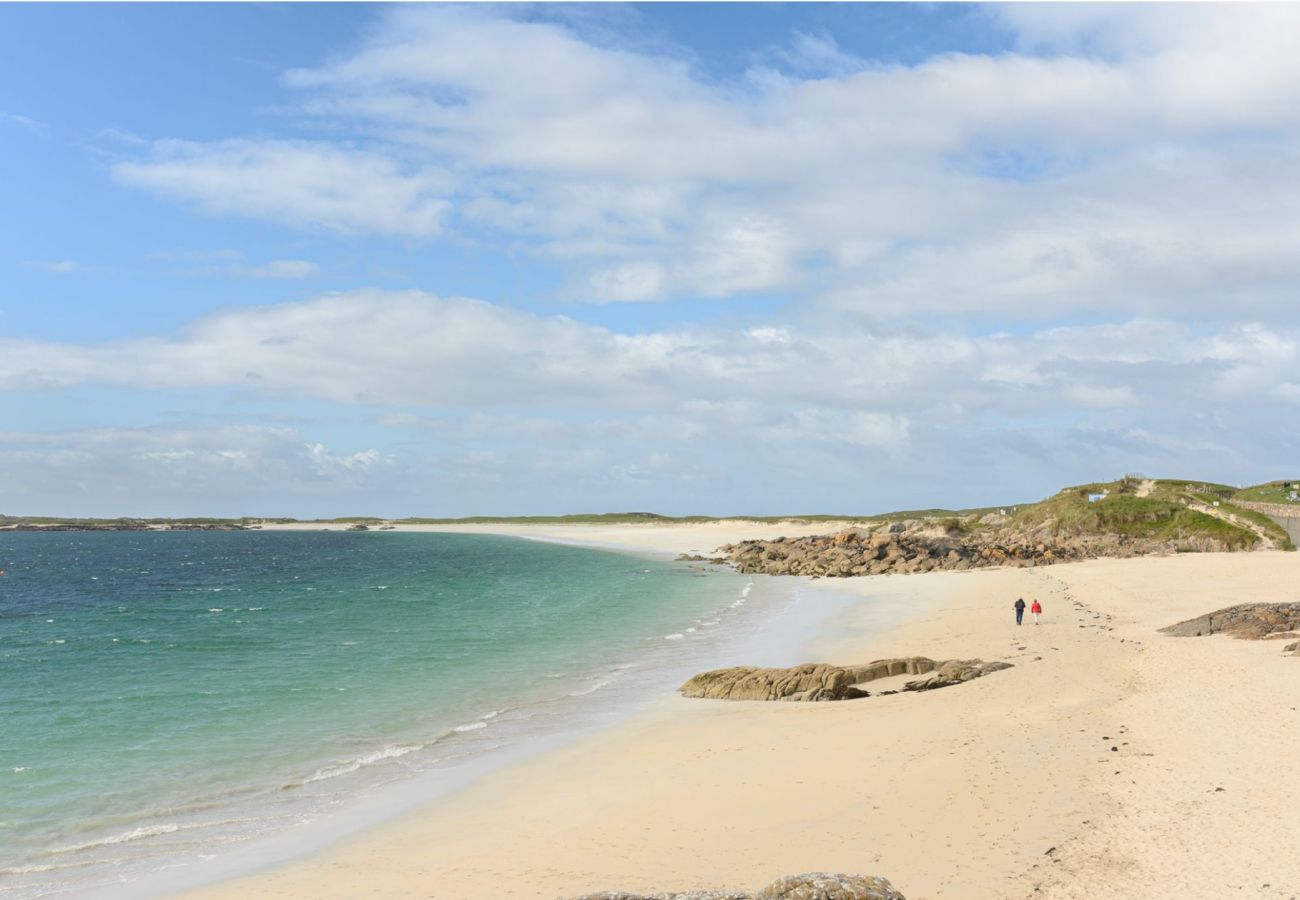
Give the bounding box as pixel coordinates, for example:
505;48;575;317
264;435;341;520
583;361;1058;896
2;3;1298;518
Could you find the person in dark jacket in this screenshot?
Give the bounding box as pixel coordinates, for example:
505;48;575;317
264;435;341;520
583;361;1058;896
1014;597;1026;625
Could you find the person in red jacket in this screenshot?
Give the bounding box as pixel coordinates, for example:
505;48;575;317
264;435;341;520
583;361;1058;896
1030;598;1043;624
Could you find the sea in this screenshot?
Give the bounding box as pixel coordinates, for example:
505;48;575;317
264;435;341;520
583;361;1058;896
0;530;818;898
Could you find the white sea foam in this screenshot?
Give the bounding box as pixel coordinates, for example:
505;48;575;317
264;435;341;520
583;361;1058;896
299;744;424;786
208;608;223;613
11;766;28;773
452;721;487;732
664;633;685;640
569;677;615;697
45;823;183;856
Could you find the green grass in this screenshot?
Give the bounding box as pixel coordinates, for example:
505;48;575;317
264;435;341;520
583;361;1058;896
1012;482;1260;550
1232;480;1300;504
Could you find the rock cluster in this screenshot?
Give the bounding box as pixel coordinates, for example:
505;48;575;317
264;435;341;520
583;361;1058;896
571;872;905;900
679;658;1012;701
1159;603;1300;640
718;525;1164;578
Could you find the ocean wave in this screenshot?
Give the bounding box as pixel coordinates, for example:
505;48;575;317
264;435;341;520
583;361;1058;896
664;632;686;640
0;855;124;876
452;721;487;733
568;677;615;697
43;823;182;856
296;743;425;786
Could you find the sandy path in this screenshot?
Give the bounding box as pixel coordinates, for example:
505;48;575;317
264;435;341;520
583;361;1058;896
180;543;1300;900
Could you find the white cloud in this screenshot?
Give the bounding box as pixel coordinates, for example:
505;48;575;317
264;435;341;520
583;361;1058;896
0;288;1292;456
0;425;391;517
2;111;46;131
29;259;81;273
225;259;319;279
114;139;450;236
107;5;1300;314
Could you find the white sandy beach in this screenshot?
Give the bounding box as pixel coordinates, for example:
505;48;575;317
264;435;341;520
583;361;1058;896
187;523;1300;899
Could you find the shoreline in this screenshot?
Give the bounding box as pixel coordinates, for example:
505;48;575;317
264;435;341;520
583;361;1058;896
178;522;1300;894
85;523;874;900
112;525;1300;899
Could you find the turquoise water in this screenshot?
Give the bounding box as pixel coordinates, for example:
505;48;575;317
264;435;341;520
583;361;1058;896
0;531;772;898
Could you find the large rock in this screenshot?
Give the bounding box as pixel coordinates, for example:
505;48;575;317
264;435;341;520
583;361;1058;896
896;658;1014;691
754;873;906;900
680;658;1011;701
679;663;868;701
1159;603;1300;639
569;873;905;900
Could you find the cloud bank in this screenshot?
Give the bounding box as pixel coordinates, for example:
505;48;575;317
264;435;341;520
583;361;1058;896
109;5;1300;318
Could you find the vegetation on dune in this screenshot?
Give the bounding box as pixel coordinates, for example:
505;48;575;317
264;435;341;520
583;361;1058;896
1005;478;1290;551
1232;479;1300;505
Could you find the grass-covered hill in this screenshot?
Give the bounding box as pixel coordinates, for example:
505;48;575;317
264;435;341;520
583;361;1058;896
1004;477;1292;552
1231;479;1300;506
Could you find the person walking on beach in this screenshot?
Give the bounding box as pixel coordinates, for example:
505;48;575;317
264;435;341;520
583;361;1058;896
1014;597;1026;626
1031;598;1042;624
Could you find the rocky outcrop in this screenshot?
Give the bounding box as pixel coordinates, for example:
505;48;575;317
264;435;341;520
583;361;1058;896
571;872;905;900
680;663;869;701
719;526;1169;578
1159;603;1300;640
754;874;905;899
679;658;1011;701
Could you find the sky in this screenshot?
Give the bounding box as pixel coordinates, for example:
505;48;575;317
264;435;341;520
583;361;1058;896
2;2;1299;519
